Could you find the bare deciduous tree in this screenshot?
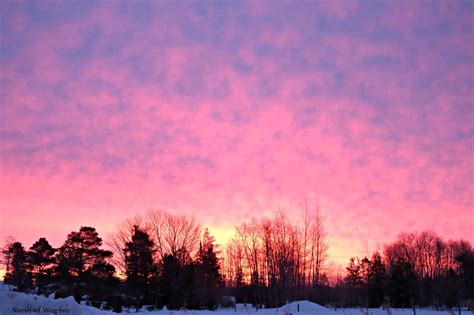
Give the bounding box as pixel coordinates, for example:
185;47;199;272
108;209;202;274
107;215;147;277
225;206;330;306
146;209;201;264
309;204;329;286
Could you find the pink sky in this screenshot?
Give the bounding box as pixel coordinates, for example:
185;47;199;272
0;1;473;265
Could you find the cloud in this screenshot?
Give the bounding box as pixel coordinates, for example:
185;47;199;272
0;1;472;263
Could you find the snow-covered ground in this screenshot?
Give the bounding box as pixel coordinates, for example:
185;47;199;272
1;284;472;315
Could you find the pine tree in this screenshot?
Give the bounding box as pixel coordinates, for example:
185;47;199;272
4;242;32;291
195;229;223;310
235;265;244;289
28;237;56;294
387;259;417;308
56;226;112;279
367;252;387;307
124;226;157;308
455;246;474;302
160;253;183;309
345;257;363;288
344;257;363;306
55;226;114;301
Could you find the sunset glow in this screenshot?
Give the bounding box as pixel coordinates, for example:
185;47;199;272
0;1;473;268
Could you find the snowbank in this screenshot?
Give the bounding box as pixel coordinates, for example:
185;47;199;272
2;287;470;315
0;289;114;315
282;300;328;312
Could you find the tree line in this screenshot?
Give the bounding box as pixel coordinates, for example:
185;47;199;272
2;209;473;312
2;227;119;309
336;231;473;310
2;210;223;311
223;206;329;307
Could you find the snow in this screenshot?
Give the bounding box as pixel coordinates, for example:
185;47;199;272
0;289;329;315
281;300;328;312
0;290;115;315
0;285;472;315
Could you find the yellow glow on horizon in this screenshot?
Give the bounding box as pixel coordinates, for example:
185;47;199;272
207;223;368;269
206;223;235;249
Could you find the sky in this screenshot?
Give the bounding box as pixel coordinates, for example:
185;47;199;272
0;0;473;266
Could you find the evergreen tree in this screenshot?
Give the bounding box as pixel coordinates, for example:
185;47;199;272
345;257;363;288
160;253;183;309
4;242;32;291
28;237;56;294
367;252;386;307
179;262;197;309
387;259;417;308
56;227;112;278
124;226;157;308
455;245;474;299
195;229;224;309
234;265;244;301
55;226;114;301
359;257;371;308
344;257;363;306
435;269;458;309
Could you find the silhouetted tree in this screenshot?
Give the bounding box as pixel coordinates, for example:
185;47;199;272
4;242;32;291
107;215;146;277
367;252;386;307
1;237;16;290
194;229;224;309
146;209;201;265
160;253;183;309
4;220;474;311
387;259;417;308
309;206;329;287
344;257;363;307
55;226;113;301
455;243;474;301
28;237;56;294
84;262;118;308
124;226;157;308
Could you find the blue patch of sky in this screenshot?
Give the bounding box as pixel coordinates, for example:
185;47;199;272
174;77;205;98
102;102;130;115
452;128;474;142
232;110;251;125
255;43;275;57
369;27;406;44
413;20;452;39
257;76;279;98
440;48;473;69
450;101;474;122
360;53;399;69
100;153;125;171
175;155;215;169
351;156;369;167
25;1;97;25
31;121;71;136
58;27;98;65
0;35;27;62
302;83;318;98
119;1;155;26
0;129;24;142
123;54;166;84
234;60;253;74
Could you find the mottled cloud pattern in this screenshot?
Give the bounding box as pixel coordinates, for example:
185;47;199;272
1;1;473;263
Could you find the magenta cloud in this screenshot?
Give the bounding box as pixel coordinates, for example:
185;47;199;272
0;1;472;262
